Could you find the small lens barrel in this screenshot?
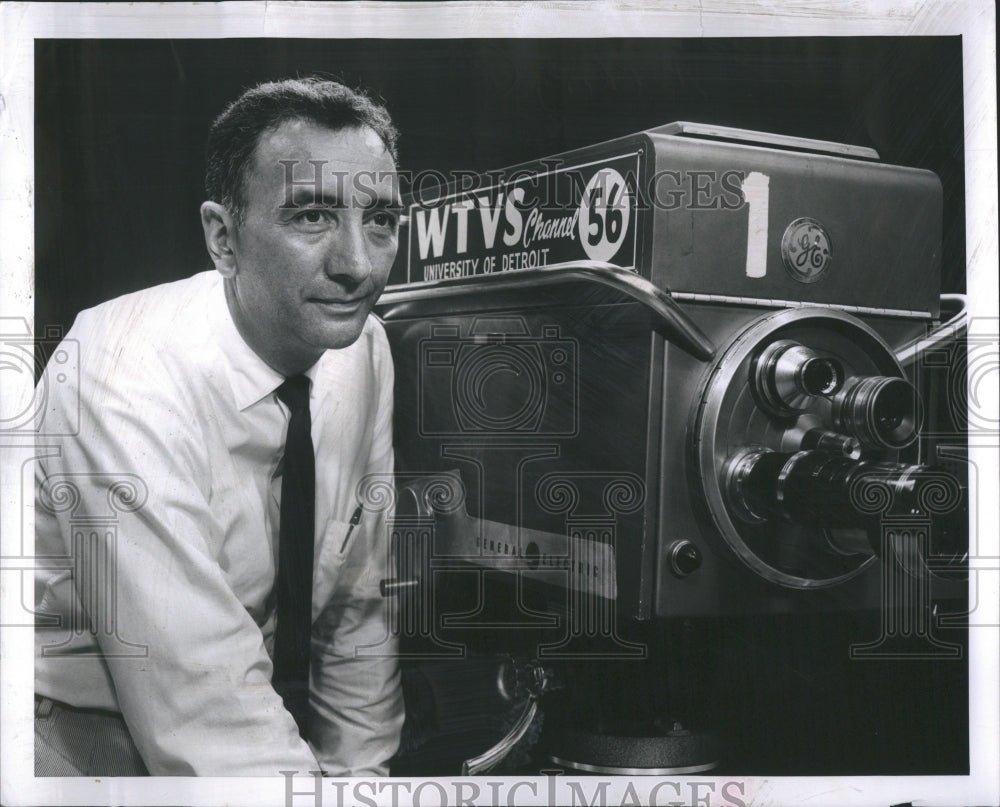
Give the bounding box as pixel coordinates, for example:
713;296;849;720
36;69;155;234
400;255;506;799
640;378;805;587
753;340;845;416
800;357;843;396
726;448;786;521
800;428;862;460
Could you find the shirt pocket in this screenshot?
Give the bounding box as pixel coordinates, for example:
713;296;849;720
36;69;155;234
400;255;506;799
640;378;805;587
312;518;352;620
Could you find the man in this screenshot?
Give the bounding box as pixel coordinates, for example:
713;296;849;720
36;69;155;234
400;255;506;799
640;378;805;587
33;78;403;776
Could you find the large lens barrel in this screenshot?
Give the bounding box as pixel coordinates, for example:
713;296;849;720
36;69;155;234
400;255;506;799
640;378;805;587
726;449;960;529
831;376;920;449
752;340;845;416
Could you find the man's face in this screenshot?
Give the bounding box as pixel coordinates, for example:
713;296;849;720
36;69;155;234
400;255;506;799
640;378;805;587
226;119;399;373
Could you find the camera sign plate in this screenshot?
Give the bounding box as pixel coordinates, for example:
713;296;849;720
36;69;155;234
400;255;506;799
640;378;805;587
406;153;641;284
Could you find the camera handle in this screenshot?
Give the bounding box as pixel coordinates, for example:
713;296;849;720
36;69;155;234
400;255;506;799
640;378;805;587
378;260;716;362
895;293;967;368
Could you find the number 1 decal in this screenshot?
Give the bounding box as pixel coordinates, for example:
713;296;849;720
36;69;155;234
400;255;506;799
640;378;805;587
741;172;770;278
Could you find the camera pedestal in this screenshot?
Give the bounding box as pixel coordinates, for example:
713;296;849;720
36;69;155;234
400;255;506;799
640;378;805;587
547;727;719;775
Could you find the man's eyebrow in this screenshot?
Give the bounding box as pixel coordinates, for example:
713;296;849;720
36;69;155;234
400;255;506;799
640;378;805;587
366;197;405;212
280;188;344;209
279;189;403;211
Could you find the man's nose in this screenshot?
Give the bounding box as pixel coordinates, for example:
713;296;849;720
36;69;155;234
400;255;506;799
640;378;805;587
324;218;372;286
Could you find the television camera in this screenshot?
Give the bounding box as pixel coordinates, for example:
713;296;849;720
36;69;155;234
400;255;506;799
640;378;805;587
371;122;969;775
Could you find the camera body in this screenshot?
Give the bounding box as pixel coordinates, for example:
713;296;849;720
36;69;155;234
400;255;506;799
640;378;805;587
418;321;578;437
375;122;968;773
380;122;962;620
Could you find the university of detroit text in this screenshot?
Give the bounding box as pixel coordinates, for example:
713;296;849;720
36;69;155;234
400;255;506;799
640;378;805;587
422;257;481;281
422;249;552;281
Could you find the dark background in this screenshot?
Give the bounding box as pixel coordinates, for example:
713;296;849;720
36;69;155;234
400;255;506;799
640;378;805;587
36;37;965;335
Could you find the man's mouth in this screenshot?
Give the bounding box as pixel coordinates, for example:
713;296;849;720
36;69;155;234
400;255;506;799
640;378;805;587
309;296;367;312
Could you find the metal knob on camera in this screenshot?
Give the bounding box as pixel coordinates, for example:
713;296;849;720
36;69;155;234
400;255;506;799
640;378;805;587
668;540;703;577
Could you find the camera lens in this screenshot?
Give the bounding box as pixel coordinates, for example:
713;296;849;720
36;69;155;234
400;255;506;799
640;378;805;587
832;376;920;449
725;449;956;529
752;340;845;416
800;428;862;460
801;357;843;396
874;384;906;431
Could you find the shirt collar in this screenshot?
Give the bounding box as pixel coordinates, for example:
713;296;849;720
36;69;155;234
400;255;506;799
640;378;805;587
209;272;304;411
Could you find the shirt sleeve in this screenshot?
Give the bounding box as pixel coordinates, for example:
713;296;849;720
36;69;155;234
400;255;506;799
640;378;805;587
307;320;404;776
36;310;321;776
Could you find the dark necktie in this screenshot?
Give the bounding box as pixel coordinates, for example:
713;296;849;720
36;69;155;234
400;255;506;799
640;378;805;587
272;375;315;737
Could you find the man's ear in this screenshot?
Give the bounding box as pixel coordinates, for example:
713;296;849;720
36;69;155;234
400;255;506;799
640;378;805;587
200;201;238;278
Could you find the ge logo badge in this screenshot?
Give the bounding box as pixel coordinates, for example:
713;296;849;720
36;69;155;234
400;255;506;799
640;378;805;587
781;217;833;283
578;168;631;263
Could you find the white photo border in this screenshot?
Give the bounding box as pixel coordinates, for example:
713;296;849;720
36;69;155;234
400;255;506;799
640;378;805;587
1;2;996;806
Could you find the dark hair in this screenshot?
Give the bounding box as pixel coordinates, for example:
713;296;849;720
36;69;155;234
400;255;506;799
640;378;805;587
205;77;399;223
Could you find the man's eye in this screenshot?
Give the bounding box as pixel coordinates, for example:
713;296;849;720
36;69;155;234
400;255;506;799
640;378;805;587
369;211;398;231
299;209;328;224
291;208;334;228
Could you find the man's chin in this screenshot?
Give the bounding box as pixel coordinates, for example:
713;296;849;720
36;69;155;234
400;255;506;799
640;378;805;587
311;315;371;351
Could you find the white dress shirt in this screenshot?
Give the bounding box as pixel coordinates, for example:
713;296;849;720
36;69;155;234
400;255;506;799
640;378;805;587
34;270;402;776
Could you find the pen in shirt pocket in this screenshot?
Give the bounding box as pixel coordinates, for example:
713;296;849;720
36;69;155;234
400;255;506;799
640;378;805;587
340;505;364;552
